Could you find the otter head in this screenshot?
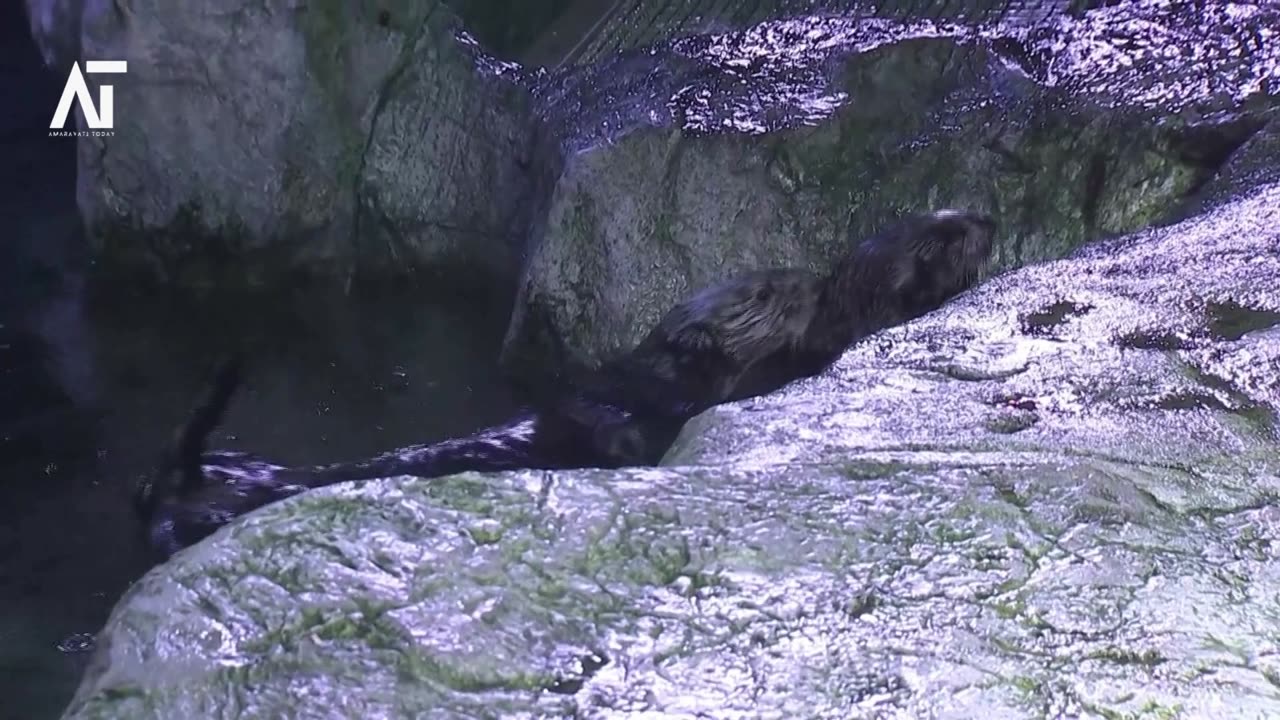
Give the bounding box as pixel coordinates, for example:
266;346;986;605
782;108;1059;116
881;208;996;315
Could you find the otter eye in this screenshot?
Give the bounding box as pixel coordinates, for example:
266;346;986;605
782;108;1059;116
935;222;970;243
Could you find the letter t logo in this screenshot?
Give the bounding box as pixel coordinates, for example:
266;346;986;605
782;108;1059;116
50;61;129;130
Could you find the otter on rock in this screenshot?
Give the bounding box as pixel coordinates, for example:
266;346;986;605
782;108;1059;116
135;208;995;561
580;208;997;418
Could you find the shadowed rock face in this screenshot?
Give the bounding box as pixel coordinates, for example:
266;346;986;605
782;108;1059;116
28;0;542;290
22;0;1277;301
61;171;1280;717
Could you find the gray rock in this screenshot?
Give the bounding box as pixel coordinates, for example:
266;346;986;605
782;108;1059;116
503;0;1280;376
668;180;1280;480
62;178;1280;719
36;0;536;288
1172;109;1280;222
563;0;1068;68
503;36;1209;376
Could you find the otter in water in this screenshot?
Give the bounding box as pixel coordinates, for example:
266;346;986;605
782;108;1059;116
579;208;997;417
136;208;995;560
133;359;683;560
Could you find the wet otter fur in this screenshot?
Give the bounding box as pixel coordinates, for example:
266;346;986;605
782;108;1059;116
579;208;997;417
133;360;682;560
135;208;995;561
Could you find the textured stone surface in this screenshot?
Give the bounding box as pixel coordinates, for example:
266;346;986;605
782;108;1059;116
563;0;1069;68
499;0;1279;377
668;181;1280;476
63;179;1280;719
503;37;1211;377
63;460;1280;719
23;0;1275;306
33;0;537;288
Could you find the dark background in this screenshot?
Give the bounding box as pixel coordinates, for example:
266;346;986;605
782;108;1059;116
0;1;524;716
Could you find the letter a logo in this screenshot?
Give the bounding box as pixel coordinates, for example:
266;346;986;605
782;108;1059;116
50;61;129;130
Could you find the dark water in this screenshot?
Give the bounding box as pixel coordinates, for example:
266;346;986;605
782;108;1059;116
1;283;524;719
0;6;523;717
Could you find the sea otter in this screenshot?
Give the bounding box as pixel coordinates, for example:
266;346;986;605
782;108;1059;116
578;208;997;418
135;208;996;560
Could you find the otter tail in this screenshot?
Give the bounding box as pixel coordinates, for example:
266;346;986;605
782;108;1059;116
135;355;245;523
174;355;244;492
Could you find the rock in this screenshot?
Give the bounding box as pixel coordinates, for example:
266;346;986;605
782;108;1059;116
667;180;1280;479
502;36;1211;378
37;0;538;289
504;0;1280;377
561;0;1057;68
1172;106;1280;221
443;0;575;61
62;180;1280;719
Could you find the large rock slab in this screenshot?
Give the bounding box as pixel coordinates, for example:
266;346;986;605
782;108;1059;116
58;460;1280;719
502;0;1279;378
666;177;1280;478
63;179;1280;718
502;35;1213;376
33;0;538;288
561;0;1063;68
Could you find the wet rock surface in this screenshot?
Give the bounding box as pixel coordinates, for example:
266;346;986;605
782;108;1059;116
22;1;1280;716
503;34;1228;374
554;0;1070;68
668;180;1280;477
497;0;1279;375
22;0;1278;302
63;180;1280;718
38;0;538;289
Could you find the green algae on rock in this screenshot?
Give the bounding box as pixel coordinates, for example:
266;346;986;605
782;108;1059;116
64;179;1280;718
